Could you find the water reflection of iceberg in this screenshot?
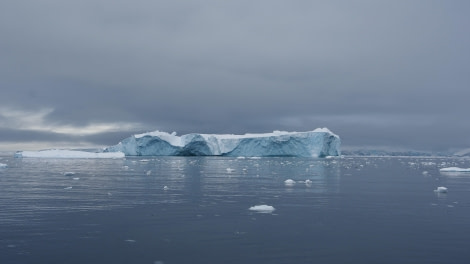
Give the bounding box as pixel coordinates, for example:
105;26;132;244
173;157;342;207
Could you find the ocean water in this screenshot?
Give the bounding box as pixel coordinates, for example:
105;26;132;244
1;154;470;264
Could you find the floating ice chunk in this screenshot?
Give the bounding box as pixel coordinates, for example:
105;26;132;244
0;163;7;168
249;205;275;213
226;168;235;173
284;179;296;186
440;167;470;172
434;186;448;193
73;177;80;180
146;170;152;175
15;149;125;159
163;186;169;191
64;186;73;190
305;179;313;186
63;172;76;176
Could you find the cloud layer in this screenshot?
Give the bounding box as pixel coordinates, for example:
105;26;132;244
1;1;469;151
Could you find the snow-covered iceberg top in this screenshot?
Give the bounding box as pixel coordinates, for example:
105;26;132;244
104;128;341;157
15;149;125;159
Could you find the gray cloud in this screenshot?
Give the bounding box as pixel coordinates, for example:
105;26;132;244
0;1;469;151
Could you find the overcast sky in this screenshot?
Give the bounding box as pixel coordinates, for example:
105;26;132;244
0;0;469;152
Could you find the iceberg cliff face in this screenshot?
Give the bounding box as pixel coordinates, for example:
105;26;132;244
104;128;341;157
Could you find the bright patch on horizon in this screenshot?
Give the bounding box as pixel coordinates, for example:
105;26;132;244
0;106;144;136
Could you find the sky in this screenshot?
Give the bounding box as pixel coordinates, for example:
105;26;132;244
0;0;469;152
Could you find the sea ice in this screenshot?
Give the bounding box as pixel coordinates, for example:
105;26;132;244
434;186;448;193
249;205;276;213
104;128;341;157
439;167;470;172
15;149;125;159
0;163;7;168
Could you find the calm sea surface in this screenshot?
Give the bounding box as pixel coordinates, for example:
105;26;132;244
1;154;470;264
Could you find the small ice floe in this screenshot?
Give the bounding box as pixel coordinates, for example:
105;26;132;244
146;170;152;175
123;166;129;170
226;168;235;173
63;172;75;176
163;186;169;191
284;179;296;186
0;163;7;168
125;239;136;243
439;167;470;172
64;186;73;190
422;171;429;176
305;179;313;186
434;186;448;193
72;177;80;180
249;205;275;213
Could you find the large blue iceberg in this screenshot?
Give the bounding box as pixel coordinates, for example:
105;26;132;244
104;128;341;157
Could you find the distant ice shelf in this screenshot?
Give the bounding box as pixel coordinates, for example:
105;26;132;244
15;149;125;159
104;128;341;157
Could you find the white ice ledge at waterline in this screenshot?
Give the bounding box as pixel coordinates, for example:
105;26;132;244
104;128;341;157
15;149;125;159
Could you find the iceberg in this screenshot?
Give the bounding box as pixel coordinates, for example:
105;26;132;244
15;149;125;159
104;128;341;157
